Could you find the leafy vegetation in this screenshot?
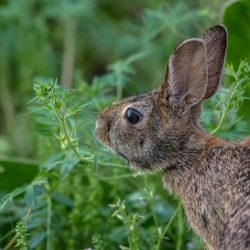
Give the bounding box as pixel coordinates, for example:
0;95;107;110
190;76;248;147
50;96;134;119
0;0;249;249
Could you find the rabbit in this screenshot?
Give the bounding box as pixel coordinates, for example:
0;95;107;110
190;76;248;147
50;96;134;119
96;25;250;250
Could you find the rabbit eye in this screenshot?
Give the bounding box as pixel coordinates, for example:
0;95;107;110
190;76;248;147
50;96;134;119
125;108;142;124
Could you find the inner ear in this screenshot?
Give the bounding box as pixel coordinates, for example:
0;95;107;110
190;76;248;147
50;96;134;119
164;38;208;106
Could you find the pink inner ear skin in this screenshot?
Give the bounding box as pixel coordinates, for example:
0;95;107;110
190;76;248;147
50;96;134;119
165;38;208;106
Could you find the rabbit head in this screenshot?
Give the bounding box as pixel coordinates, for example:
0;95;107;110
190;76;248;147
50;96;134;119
96;25;227;171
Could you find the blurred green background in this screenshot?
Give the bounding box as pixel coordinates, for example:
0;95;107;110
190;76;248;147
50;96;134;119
0;0;249;249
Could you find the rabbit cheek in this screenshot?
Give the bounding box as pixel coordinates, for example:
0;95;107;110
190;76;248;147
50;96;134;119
110;128;144;167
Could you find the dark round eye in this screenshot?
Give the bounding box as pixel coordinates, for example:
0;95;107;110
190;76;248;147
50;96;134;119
125;108;142;124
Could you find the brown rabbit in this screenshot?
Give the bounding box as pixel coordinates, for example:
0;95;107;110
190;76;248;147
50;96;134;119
96;25;250;250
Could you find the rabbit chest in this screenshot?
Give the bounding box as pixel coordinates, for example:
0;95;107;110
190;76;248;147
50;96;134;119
163;154;234;249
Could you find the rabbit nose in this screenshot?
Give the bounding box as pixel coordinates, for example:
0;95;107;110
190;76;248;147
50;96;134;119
95;116;109;144
95;118;103;137
95;119;100;131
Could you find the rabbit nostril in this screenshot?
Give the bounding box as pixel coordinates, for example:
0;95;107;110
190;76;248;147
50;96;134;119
140;138;144;147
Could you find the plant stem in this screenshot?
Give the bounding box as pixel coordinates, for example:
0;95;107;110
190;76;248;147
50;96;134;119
155;202;182;250
211;74;241;135
98;173;143;181
61;18;76;88
0;61;15;136
61;117;81;160
144;176;159;231
0;229;15;244
120;203;133;248
46;188;52;250
54;107;81;160
3;207;32;250
176;206;184;250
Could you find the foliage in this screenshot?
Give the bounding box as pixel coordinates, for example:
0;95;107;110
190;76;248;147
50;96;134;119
223;0;250;68
0;0;227;155
202;61;250;139
0;0;249;250
15;220;29;250
1;59;249;249
222;0;250;129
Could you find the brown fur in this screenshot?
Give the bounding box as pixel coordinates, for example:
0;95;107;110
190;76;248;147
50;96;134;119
96;25;250;249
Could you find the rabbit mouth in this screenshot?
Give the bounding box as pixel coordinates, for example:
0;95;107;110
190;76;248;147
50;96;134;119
117;151;153;170
117;152;130;164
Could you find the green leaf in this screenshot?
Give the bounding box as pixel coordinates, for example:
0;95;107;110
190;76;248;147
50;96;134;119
223;0;250;67
0;186;27;211
29;231;47;249
52;192;73;207
0;157;38;192
24;186;35;206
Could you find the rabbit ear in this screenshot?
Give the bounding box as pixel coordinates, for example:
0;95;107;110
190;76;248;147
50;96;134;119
202;25;227;99
164;38;208;106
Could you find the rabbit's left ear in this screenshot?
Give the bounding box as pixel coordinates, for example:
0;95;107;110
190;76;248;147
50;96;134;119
164;38;208;106
202;25;227;99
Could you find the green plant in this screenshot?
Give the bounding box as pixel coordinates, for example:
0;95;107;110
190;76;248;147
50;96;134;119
202;61;250;139
1;59;250;249
15;220;29;250
0;1;249;250
110;199;141;250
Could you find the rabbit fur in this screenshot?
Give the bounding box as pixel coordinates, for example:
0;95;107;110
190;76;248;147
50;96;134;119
96;25;250;250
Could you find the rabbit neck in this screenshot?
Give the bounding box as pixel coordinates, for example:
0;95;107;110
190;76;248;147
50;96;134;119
162;128;226;190
162;130;228;249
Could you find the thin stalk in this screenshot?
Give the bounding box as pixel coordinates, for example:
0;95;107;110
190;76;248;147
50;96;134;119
54;107;81;160
211;74;241;135
0;61;15;136
46;190;52;250
143;176;159;232
0;229;15;244
61;117;81;160
92;160;128;169
61;18;76;88
121;210;139;250
121;209;134;249
3;207;32;250
155;202;182;250
176;207;184;250
99;173;143;181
